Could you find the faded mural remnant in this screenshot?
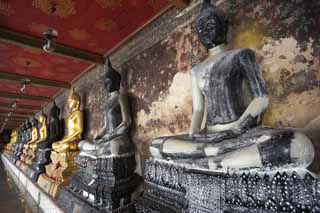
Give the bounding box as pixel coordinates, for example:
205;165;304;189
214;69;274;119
53;0;319;159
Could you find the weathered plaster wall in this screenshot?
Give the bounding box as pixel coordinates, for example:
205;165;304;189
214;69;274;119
49;0;320;164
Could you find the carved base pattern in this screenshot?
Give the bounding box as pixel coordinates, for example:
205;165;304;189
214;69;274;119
19;162;29;173
137;160;320;213
57;154;142;212
58;188;136;213
37;150;79;197
29;149;53;182
13;143;24;163
37;173;69;198
24;147;37;165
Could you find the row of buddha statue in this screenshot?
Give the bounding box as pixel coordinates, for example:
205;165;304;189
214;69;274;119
4;59;141;212
2;1;318;212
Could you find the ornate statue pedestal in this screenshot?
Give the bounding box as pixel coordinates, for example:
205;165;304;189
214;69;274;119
57;154;142;213
37;150;79;197
19;161;29;173
28;148;52;181
136;160;320;213
13;143;25;164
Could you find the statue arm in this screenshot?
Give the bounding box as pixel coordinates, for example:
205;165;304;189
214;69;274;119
234;49;269;132
27;129;38;144
38;127;48;143
118;93;132;132
190;71;205;136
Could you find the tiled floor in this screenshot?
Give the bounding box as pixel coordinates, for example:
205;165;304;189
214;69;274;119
0;160;41;213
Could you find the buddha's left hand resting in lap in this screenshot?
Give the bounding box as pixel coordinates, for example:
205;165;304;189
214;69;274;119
78;59;133;158
149;0;315;171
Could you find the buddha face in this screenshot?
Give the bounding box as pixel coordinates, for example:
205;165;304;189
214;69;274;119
104;77;113;92
67;89;81;111
104;70;121;93
67;97;80;111
39;115;44;123
196;15;227;49
195;2;228;49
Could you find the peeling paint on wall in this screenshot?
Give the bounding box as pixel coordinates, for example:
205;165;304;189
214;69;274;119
53;0;320;159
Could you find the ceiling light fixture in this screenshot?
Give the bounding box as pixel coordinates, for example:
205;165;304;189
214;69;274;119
43;0;58;53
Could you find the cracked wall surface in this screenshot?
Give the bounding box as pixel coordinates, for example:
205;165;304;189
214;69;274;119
50;0;320;163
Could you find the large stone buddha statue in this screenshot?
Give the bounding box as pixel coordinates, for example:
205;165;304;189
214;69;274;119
137;2;319;212
29;102;63;181
57;59;141;213
25;113;48;165
149;0;315;171
37;88;83;197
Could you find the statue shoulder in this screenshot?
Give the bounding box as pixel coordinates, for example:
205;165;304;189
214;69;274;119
231;48;257;60
70;109;83;119
119;91;128;99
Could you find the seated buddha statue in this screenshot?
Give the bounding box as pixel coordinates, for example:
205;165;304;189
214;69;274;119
20;118;39;164
37;88;83;197
57;59;140;212
149;0;315;171
29;102;63;181
13;124;26;163
78;59;133;158
25;113;48;165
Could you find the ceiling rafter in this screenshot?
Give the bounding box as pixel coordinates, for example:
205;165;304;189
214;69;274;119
0;27;104;64
0;103;41;110
0;114;30;119
0;119;26;123
0;71;71;89
0;110;34;116
0;91;51;102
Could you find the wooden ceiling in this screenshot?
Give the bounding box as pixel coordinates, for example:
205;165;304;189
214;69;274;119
0;0;187;132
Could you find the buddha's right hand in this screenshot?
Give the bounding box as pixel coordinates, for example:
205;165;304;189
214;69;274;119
192;130;238;143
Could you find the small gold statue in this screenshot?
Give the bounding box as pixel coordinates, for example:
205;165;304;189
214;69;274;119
37;88;83;197
25;114;48;165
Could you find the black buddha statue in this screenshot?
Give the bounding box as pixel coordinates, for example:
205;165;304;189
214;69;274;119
149;0;314;171
14;120;32;164
57;59;141;213
29;102;63;182
138;1;317;212
12;124;25;163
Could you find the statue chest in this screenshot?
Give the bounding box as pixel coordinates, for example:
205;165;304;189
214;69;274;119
105;98;122;132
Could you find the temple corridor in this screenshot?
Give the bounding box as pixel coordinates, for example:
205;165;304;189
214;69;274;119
0;0;319;212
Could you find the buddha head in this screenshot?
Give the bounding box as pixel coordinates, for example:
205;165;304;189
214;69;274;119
104;57;121;93
38;113;46;126
31;118;38;128
26;119;32;130
67;88;81;112
195;0;228;49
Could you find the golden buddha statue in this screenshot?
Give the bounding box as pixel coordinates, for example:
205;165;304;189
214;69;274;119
37;88;83;197
20;118;39;166
25;113;48;165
